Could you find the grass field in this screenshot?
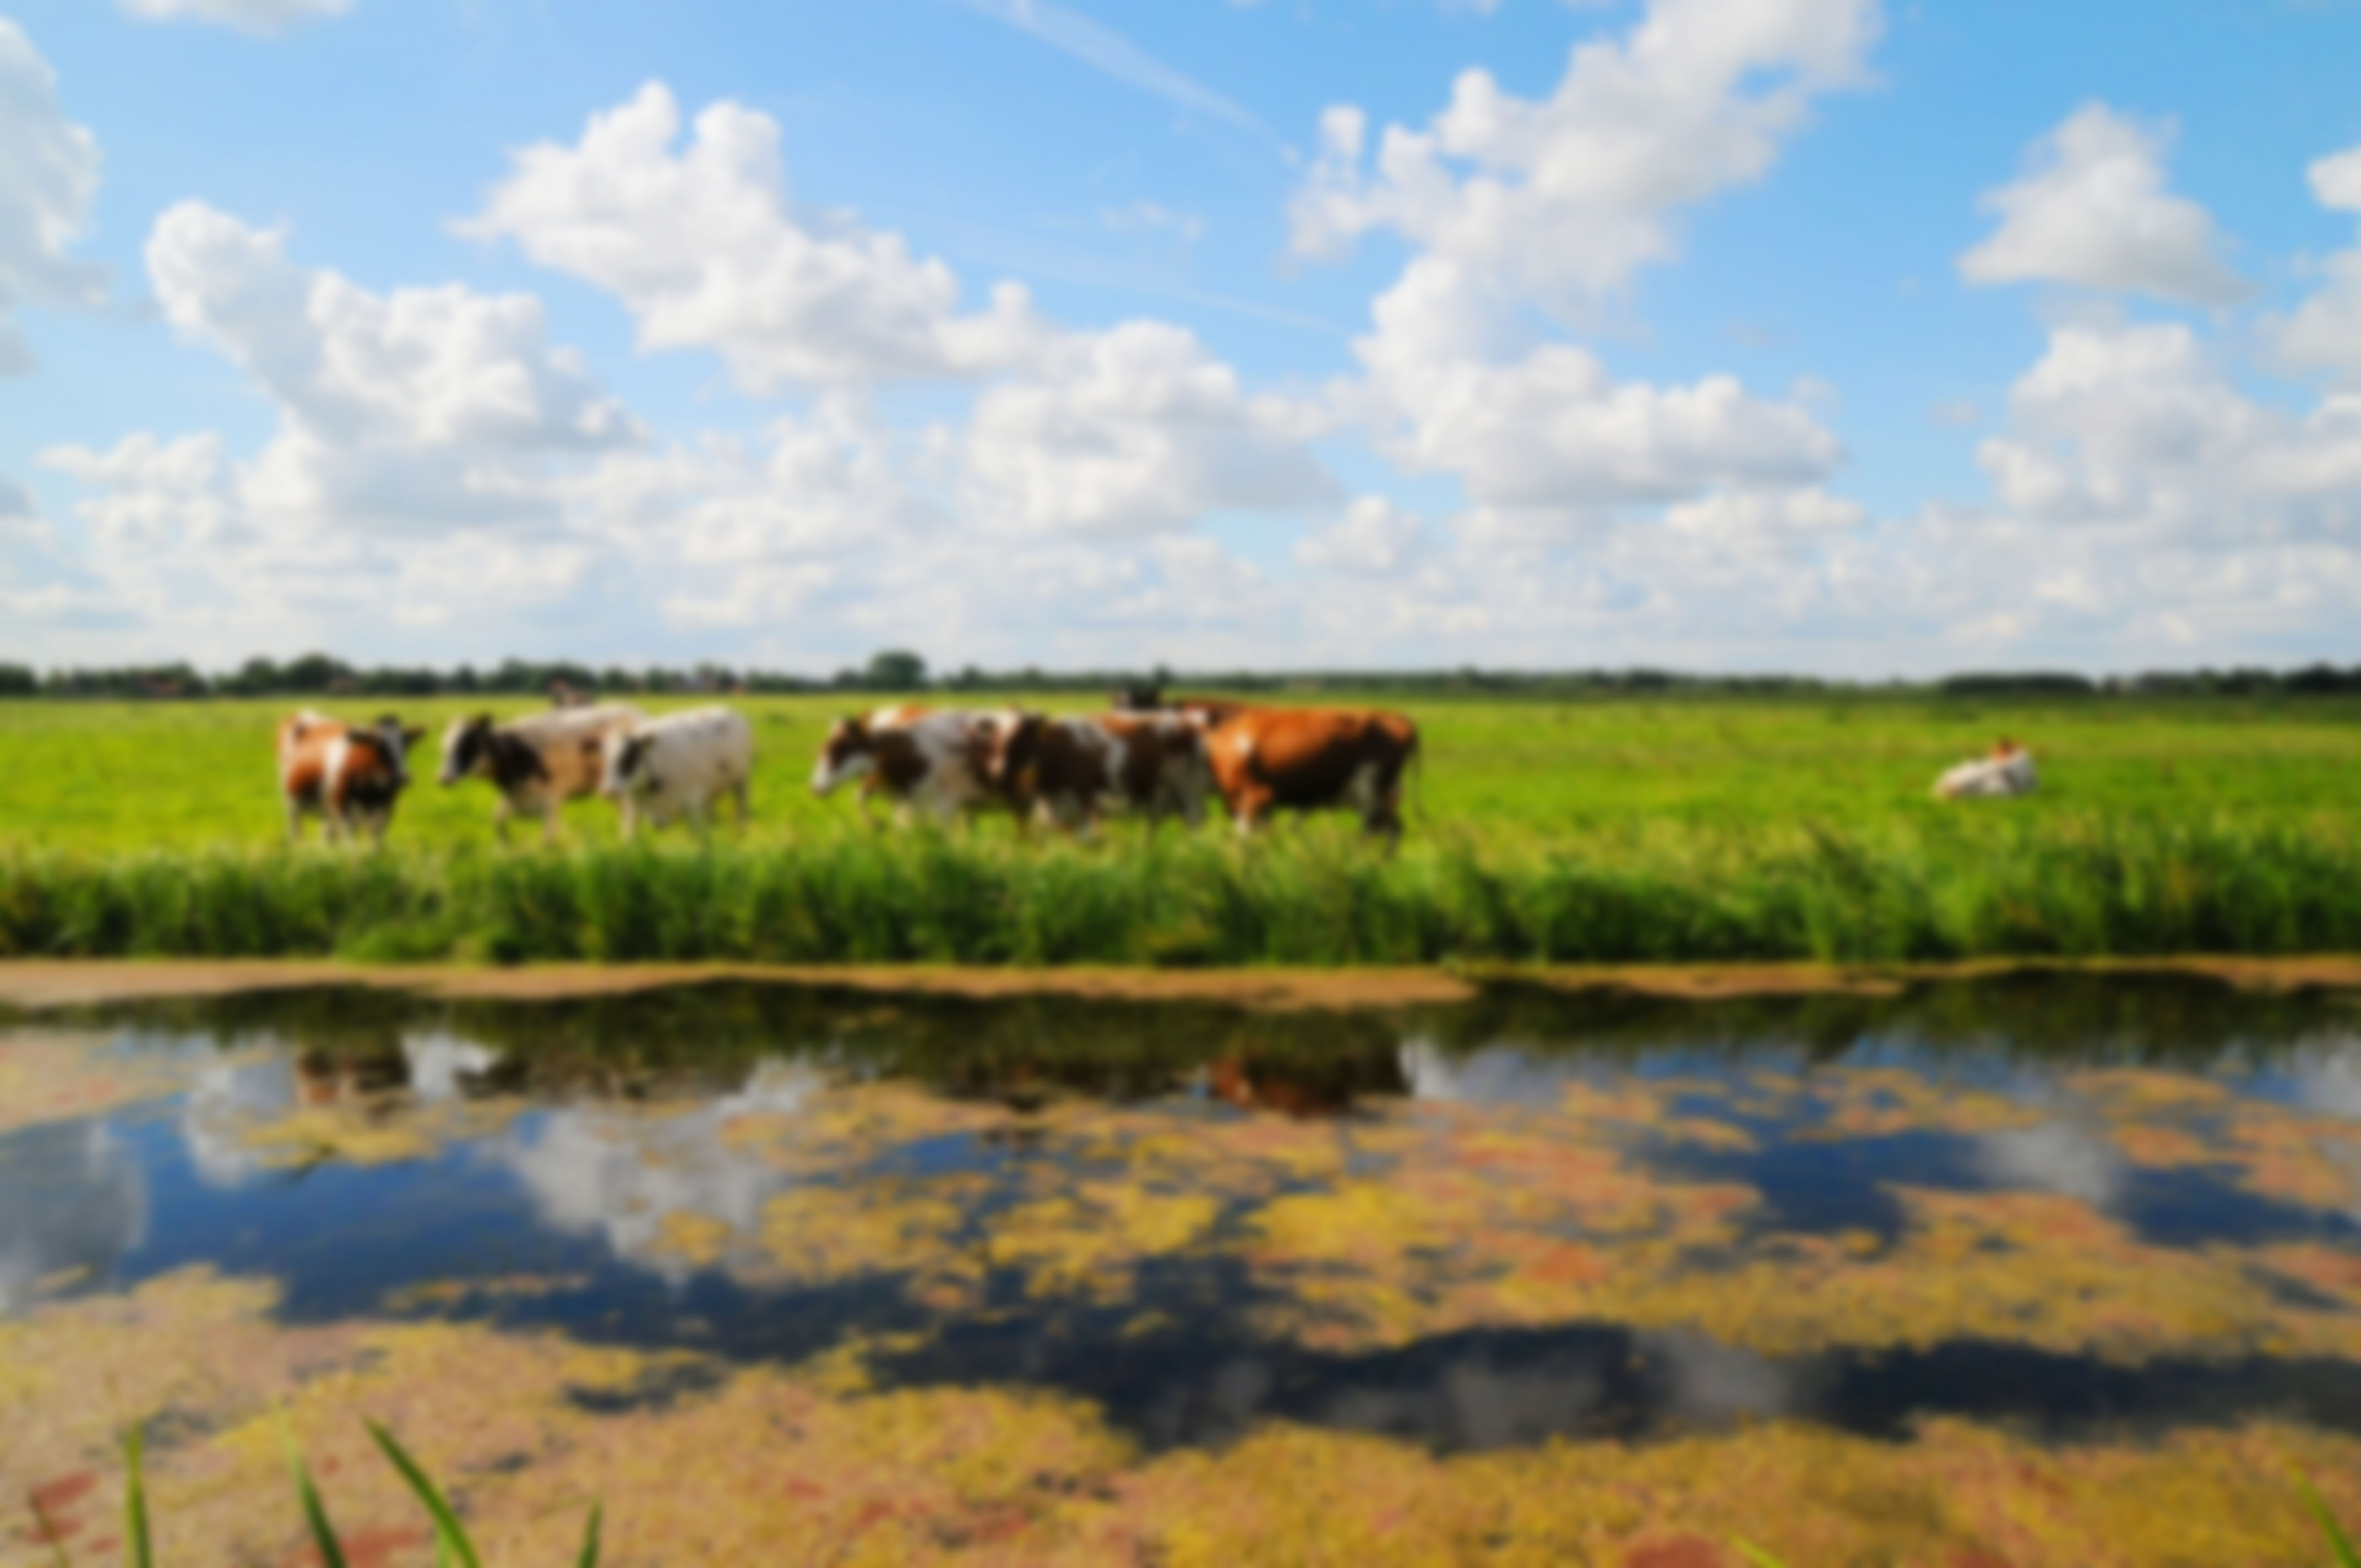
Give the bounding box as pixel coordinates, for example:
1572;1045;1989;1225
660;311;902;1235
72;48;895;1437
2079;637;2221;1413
2;692;2358;964
5;691;2360;852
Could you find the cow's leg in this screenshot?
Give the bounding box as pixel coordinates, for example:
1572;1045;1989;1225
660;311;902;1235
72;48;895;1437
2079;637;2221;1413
618;797;638;842
284;794;304;845
1231;788;1270;840
540;798;561;847
732;777;750;828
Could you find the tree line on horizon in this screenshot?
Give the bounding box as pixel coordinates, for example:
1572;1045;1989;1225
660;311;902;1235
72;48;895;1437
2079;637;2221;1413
3;650;2360;703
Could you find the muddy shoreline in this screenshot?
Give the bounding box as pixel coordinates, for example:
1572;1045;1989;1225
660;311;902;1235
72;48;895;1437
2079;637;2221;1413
5;954;2361;1012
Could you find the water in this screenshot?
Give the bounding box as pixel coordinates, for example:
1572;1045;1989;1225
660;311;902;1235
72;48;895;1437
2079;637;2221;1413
8;974;2361;1471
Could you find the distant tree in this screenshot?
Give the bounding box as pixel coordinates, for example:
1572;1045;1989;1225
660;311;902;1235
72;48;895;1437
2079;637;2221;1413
0;663;34;696
864;649;928;690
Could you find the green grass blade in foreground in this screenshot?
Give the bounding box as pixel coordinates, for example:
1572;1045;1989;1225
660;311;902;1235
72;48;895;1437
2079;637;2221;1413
2306;1477;2361;1566
367;1422;482;1568
1734;1544;1791;1568
578;1501;603;1568
26;1488;71;1568
280;1422;350;1568
120;1424;153;1568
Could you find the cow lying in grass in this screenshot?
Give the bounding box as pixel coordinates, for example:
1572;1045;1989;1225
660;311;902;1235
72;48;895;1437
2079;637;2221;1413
1935;738;2037;800
277;711;426;845
985;711;1210;835
602;707;754;840
436;705;644;842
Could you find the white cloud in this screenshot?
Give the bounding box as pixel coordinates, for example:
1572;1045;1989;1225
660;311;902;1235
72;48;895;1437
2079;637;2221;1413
1664;484;1863;542
117;0;352;35
465;83;1049;392
1290;0;1880;317
1351;259;1844;540
150;201;634;459
1297;496;1424;574
2269;140;2361;386
0;20;105;374
32;204;645;655
961;319;1337;536
42;433;237;553
1976;319;2361;543
1959;104;2246;308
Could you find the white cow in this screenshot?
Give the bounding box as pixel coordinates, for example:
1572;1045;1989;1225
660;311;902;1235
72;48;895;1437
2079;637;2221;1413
601;707;754;839
1935;739;2037;799
809;706;1017;826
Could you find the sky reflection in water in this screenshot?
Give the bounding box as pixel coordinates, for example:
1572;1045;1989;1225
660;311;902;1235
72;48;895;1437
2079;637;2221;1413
7;976;2361;1453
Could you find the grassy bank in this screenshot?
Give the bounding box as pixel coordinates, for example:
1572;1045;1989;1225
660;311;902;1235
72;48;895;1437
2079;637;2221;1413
4;813;2357;965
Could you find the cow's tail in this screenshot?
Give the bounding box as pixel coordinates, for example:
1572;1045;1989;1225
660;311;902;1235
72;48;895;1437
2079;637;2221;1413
1407;726;1427;825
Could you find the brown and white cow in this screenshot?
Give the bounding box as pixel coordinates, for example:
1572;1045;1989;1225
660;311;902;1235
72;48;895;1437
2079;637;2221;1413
277;710;426;845
437;704;644;842
986;710;1210;834
809;706;1019;826
1121;692;1418;843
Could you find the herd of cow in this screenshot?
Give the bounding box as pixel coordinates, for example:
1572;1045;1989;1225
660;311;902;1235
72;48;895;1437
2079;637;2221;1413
276;692;2036;848
273;688;1423;847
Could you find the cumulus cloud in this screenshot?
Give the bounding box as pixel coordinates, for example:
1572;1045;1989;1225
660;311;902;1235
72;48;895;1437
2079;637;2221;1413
1976;318;2361;542
0;20;105;373
32;204;643;652
1298;496;1424;574
149;202;633;460
117;0;352;35
1290;0;1881;317
1282;1;1869;580
2270;140;2361;386
1959;104;2246;308
465;83;1049;392
1348;258;1845;542
961;320;1337;536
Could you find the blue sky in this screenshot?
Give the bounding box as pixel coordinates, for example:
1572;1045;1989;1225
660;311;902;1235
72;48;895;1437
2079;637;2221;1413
4;0;2361;676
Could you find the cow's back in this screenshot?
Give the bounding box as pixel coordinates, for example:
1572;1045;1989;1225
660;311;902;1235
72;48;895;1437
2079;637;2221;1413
278;714;343;801
512;704;643;799
1216;709;1416;802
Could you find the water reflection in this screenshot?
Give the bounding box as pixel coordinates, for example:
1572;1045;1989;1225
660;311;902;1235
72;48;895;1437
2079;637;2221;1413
0;1119;146;1310
495;1063;825;1281
6;973;2361;1454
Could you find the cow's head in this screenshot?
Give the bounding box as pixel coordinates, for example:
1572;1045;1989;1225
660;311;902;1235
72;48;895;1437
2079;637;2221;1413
1993;736;2023;759
438;714;496;786
604;732;655;797
985;712;1048;796
810;717;873;795
1113;683;1163;712
373;716;426;789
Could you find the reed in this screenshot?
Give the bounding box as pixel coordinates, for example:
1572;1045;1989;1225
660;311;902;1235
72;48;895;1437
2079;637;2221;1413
2;811;2357;966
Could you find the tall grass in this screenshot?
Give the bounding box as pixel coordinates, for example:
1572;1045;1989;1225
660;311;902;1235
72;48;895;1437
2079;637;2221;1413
3;812;2357;966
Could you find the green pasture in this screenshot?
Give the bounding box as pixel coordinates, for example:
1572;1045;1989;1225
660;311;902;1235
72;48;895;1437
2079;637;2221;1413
2;692;2358;854
4;693;2358;964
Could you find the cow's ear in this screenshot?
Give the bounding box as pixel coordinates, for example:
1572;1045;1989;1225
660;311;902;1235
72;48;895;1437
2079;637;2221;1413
404;727;426;747
475;712;494;728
